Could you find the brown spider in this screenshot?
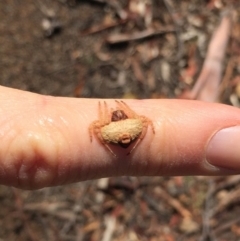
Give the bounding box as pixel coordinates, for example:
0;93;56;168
89;100;155;156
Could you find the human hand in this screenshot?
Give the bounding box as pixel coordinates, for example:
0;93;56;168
0;86;240;189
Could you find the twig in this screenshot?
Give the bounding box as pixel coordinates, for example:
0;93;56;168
142;193;166;215
162;0;183;60
106;27;175;44
213;215;240;237
199;178;217;241
80;19;128;36
34;0;57;17
181;12;232;102
212;188;240;217
91;0;128;20
214;176;240;194
101;216;116;241
153;187;192;218
12;188;40;241
219;57;239;99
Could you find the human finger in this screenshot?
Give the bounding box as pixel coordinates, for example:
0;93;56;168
0;86;240;189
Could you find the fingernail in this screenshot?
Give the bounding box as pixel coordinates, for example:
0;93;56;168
206;126;240;170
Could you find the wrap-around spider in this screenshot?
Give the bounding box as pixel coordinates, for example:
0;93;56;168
89;100;155;156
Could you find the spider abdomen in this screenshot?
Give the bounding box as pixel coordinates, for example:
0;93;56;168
101;119;143;145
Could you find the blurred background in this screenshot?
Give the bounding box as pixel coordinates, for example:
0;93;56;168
1;0;240;240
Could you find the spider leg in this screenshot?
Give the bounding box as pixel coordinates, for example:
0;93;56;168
98;101;103;125
141;116;155;134
89;126;93;142
90;102;116;156
95;127;116;157
90;102;106;141
115;100;137;118
103;101;111;125
89;120;100;142
103;143;116;157
127;116;155;155
127;125;147;155
127;139;141;155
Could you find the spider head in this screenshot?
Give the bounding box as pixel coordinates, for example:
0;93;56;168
111;110;128;122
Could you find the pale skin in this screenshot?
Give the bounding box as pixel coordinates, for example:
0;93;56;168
1;85;240;189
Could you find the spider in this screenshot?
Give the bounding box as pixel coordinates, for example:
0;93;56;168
89;100;155;156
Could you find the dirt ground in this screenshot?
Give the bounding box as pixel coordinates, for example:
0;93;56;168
1;0;240;240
